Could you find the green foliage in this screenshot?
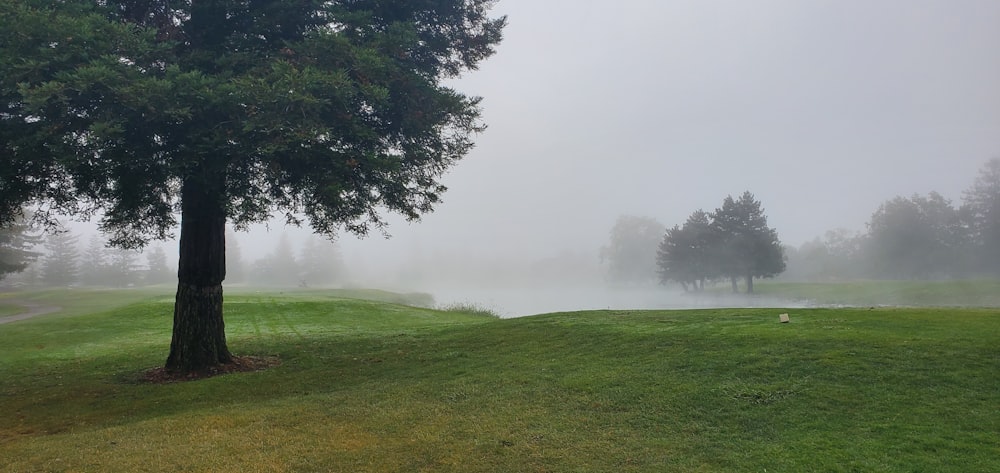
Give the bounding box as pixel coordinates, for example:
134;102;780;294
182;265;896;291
1;0;505;370
1;291;998;471
1;0;505;242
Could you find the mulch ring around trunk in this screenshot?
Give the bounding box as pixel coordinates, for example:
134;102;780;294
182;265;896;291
141;355;282;384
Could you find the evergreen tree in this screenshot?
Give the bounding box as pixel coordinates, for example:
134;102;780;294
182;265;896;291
710;192;785;293
0;211;41;280
657;210;716;291
299;236;345;287
144;245;174;285
40;230;80;287
80;234;112;286
107;247;140;287
1;1;504;371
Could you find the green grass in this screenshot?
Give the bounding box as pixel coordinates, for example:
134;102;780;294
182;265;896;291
1;289;998;472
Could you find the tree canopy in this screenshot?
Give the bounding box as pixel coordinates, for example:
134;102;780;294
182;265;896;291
1;0;505;371
657;192;785;293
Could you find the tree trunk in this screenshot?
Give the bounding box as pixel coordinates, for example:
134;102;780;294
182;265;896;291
730;276;739;293
165;175;232;372
745;272;754;294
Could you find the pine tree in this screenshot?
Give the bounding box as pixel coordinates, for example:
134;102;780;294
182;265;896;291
0;211;41;280
106;247;140;287
144;245;174;285
299;236;345;287
80;234;112;286
2;1;504;371
40;230;81;287
710;192;785;293
657;210;716;291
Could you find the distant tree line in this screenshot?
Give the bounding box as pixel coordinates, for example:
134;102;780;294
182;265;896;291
0;224;345;288
785;158;1000;280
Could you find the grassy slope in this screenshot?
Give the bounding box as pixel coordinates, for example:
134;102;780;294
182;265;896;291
1;291;998;472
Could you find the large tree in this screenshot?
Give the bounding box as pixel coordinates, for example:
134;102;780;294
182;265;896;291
1;1;505;372
656;210;716;291
710;192;785;293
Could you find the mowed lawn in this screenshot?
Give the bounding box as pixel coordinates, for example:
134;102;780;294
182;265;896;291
1;289;998;472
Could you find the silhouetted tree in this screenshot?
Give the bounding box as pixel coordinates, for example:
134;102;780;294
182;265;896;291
657;210;717;291
1;1;505;371
601;215;665;285
710;192;785;293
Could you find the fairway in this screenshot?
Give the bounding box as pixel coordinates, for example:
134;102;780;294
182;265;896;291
1;289;998;472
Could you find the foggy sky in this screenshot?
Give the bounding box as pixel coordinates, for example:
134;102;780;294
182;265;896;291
334;0;1000;265
68;1;1000;292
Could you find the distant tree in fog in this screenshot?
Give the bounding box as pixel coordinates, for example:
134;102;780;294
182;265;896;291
225;229;245;284
962;158;1000;274
657;210;717;291
106;247;140;287
782;229;867;281
601;215;665;285
299;237;344;287
867;193;966;279
249;234;301;286
0;211;41;280
145;245;174;285
80;234;112;286
40;230;80;287
710;192;785;293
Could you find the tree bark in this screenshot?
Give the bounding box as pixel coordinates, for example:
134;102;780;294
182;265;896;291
730;276;739;293
165;174;232;372
745;272;754;294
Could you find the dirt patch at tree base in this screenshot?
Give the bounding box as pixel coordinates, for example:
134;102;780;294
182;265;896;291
141;355;281;384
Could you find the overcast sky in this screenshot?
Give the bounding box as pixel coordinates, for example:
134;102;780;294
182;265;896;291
319;0;1000;265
